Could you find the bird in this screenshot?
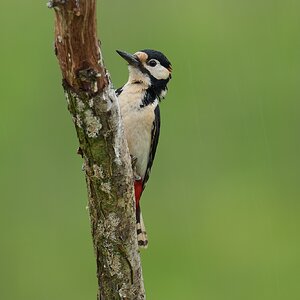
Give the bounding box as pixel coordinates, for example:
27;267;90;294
116;49;172;248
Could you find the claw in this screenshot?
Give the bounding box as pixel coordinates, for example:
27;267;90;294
131;155;137;167
130;155;141;180
134;173;142;181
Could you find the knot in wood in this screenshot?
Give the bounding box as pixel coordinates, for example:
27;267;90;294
78;68;101;83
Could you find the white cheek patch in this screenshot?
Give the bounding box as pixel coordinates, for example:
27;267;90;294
145;64;170;80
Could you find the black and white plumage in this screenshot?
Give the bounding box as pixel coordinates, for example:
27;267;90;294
116;49;172;248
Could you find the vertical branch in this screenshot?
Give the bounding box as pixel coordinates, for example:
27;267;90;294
48;0;145;299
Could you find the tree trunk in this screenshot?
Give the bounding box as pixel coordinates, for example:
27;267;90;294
48;1;145;299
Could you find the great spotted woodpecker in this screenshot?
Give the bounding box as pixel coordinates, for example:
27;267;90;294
116;49;172;248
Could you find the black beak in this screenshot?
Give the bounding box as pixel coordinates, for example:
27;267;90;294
116;50;140;67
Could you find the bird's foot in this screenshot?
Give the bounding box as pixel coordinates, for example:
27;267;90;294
130;155;141;180
134;173;142;181
131;155;137;168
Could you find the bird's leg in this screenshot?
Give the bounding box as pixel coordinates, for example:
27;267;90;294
130;155;141;180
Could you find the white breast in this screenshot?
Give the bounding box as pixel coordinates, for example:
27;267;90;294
118;83;157;179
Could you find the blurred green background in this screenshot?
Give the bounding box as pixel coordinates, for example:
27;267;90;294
1;0;300;299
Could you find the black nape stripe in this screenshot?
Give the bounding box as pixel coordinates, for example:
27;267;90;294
140;77;169;108
150;77;169;98
140;88;156;108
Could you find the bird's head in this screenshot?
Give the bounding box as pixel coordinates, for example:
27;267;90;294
117;49;172;99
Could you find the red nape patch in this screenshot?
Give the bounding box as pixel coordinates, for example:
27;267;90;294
134;180;143;208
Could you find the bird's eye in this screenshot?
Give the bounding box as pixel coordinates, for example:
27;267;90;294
148;60;157;67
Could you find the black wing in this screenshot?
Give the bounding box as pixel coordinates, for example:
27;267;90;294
143;105;161;190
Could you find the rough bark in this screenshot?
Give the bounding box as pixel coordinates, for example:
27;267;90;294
48;1;145;299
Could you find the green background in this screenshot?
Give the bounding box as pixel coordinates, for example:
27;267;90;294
1;1;300;299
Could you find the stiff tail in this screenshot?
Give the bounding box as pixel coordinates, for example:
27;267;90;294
136;210;148;248
134;179;148;248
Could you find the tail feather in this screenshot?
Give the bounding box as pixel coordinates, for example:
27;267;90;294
136;211;148;248
134;180;148;248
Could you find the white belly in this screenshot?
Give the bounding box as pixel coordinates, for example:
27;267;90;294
119;85;156;178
